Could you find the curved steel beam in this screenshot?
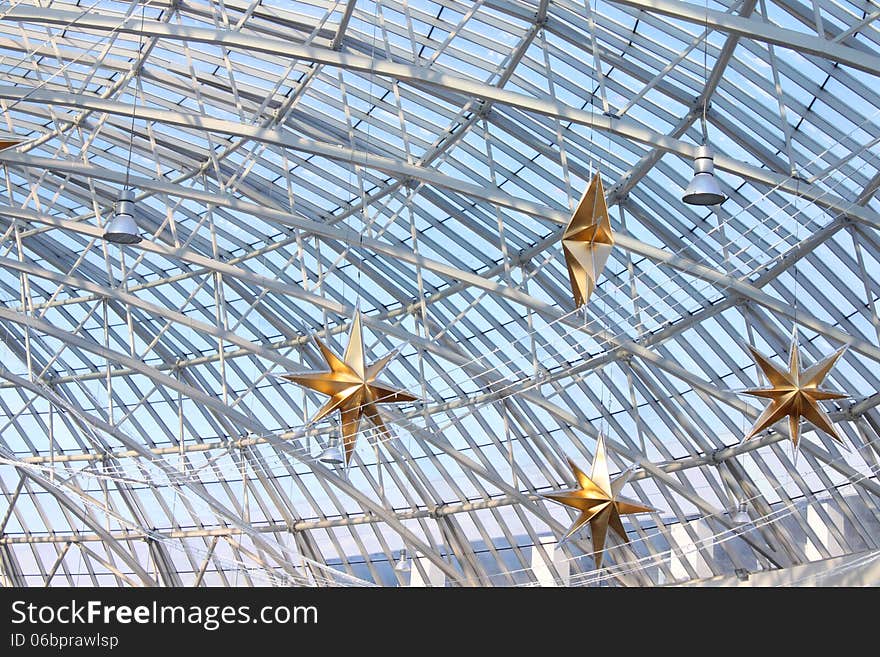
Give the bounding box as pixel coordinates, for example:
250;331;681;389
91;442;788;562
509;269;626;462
1;80;879;228
608;0;880;75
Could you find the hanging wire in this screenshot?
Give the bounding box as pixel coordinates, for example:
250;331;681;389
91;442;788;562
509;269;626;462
793;173;802;329
701;0;710;144
362;0;381;291
123;3;148;192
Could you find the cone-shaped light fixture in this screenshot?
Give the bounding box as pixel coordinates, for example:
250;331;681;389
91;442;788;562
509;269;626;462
317;433;345;465
394;549;411;572
103;189;142;244
682;145;726;206
732;500;750;525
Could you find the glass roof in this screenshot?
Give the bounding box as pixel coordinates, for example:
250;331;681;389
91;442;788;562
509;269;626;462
0;0;878;586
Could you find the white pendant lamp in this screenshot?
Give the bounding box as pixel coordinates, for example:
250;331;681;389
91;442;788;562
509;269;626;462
103;189;142;244
682;144;727;206
394;548;411;572
318;433;345;465
732;500;750;525
105;8;146;245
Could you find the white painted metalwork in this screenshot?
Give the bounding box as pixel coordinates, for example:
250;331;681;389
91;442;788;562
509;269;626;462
0;0;878;587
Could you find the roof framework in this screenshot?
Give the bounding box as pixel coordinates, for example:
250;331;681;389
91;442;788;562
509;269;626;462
0;0;877;586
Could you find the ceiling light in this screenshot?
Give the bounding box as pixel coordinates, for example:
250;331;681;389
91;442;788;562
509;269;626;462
682;145;727;206
394;549;411;573
103;189;142;244
732;500;750;525
317;435;344;465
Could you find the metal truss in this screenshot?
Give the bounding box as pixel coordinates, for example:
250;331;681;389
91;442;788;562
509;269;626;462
0;0;879;587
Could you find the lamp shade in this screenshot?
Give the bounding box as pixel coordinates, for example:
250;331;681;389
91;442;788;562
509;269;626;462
318;441;344;465
732;501;750;525
103;189;142;244
394;549;411;572
682;145;727;206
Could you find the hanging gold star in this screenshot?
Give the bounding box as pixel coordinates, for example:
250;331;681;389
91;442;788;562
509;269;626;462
543;434;652;567
743;330;848;450
562;171;614;308
282;311;417;466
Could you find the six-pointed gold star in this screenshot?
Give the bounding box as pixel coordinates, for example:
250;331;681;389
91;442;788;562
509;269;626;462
742;330;848;450
562;171;614;308
282;311;417;466
543;434;652;567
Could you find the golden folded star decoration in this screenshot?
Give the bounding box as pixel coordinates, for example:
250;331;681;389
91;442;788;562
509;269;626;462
742;330;848;451
543;434;652;568
282;311;417;466
562;170;614;308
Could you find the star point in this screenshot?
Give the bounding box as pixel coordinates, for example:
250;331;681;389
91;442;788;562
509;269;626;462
0;135;21;152
543;435;652;568
282;311;417;465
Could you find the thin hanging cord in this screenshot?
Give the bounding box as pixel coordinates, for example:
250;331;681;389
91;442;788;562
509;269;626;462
701;0;709;144
793;174;801;328
360;1;381;304
588;15;595;179
366;2;386;488
123;4;147;191
791;173;802;464
596;5;612;436
340;69;352;306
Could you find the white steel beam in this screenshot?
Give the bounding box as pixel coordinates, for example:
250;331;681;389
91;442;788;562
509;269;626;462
2;3;877;79
608;0;880;75
1;64;879;228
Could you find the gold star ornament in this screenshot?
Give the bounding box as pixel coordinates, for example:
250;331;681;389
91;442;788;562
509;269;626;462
543;434;652;567
562;171;614;308
743;330;848;450
282;311;417;466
